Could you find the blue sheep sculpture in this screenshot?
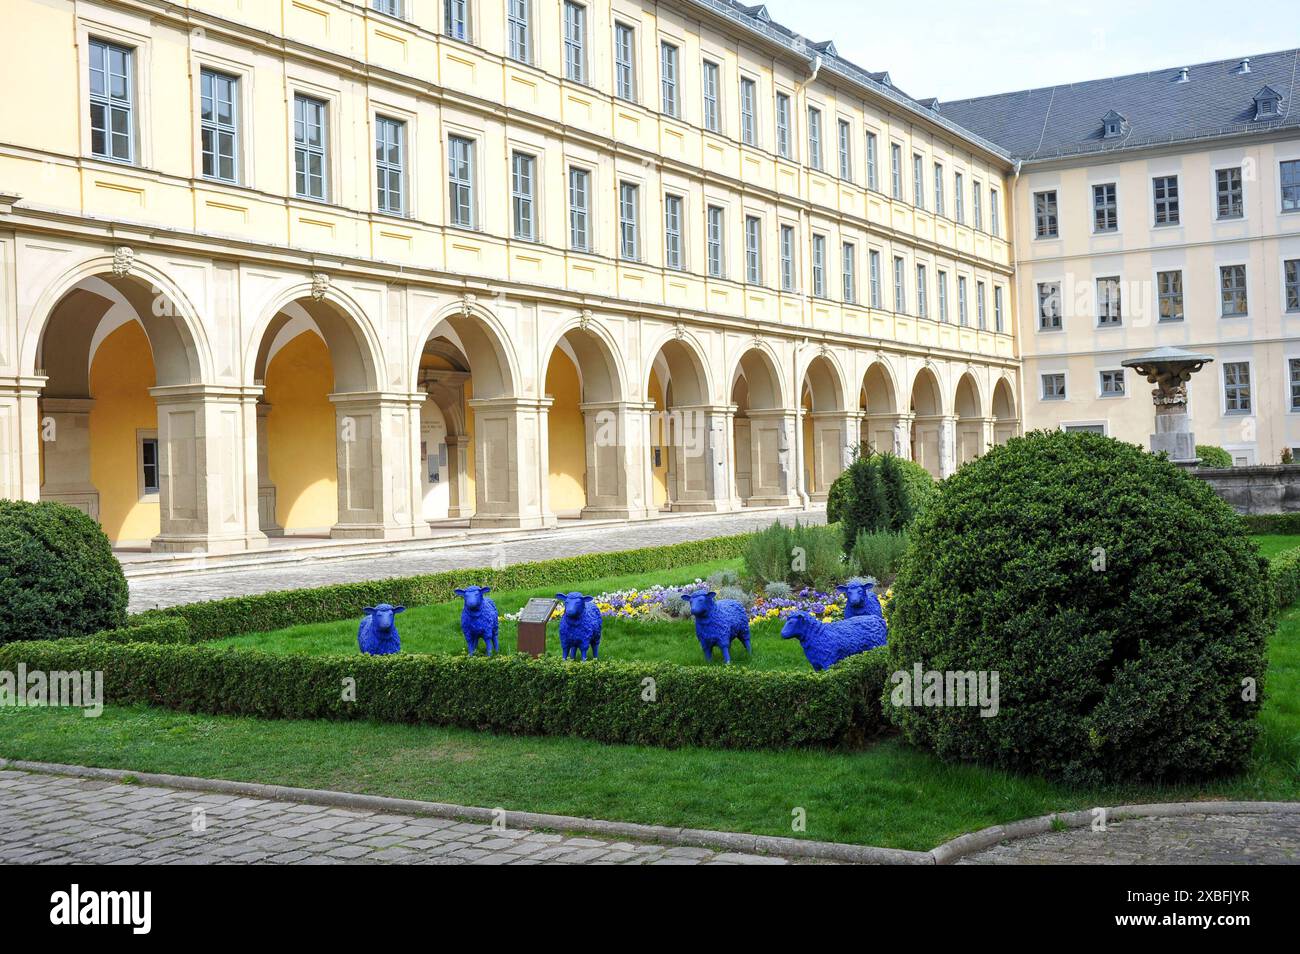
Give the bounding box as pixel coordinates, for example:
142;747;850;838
837;579;883;619
682;590;751;664
556;592;602;661
455;586;499;656
357;604;405;656
780;610;886;672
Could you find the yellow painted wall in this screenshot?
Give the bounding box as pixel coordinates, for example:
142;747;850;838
648;368;668;508
802;392;817;490
545;350;586;512
89;322;158;545
264;332;337;531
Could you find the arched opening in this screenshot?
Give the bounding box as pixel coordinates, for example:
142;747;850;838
416;336;471;523
34;273;205;550
954;372;985;465
646;337;716;511
801;354;848;501
732;347;794;506
992;377;1019;446
860;361;899;456
910;367;945;477
542;327;627;519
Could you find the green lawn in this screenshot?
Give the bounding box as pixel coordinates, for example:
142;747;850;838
210;556;812;670
1251;534;1300;560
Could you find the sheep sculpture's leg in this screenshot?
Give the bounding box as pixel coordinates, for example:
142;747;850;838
590;641;598;660
721;644;731;665
701;643;713;663
465;637;475;657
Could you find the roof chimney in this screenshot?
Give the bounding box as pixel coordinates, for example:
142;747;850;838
1238;57;1251;74
1176;67;1189;83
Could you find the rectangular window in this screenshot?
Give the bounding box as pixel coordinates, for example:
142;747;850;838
972;180;982;229
141;437;160;495
1153;175;1180;225
374;116;405;216
445;0;470;41
913;154;924;209
892;256;906;313
1290;358;1300;411
916;264;928;318
706;205;725;278
507;0;530;63
1037;281;1062;330
619;181;639;261
1216;167;1243;219
1157;270;1184;321
373;0;403;15
957;275;969;325
812;234;827;298
1093;183;1117;232
1041;373;1066;401
1224;362;1251;413
1220;264;1248;316
994;285;1005;332
740;78;757;145
293;94;328;201
780;224;795;291
842;242;856;303
701;60;721;133
890;143;902;199
776;92;792;158
1099;370;1125;397
89;39;134;162
568;167;590;251
660;42;679;117
1286;259;1300;312
838;120;852;180
744;215;762;284
933;163;945;216
807;107;822;171
868;250;882;308
1283;160;1300;212
866;132;878;191
663;193;683;270
937;270;949;322
510;151;536;241
990;187;1000;236
1097;277;1122;326
976;280;986;329
563;2;586;83
447;134;475;227
200;68;238;183
954;172;965;223
614;22;636;101
1034;190;1058;237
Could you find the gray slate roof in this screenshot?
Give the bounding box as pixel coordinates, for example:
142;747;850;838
938;49;1300;162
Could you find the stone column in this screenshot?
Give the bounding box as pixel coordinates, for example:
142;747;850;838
0;375;45;505
446;434;472;519
255;401;282;536
939;414;959;477
720;404;742;511
148;384;268;554
37;397;99;519
744;407;800;507
809;410;859;500
662;403;733;512
577;399;656;520
466;395;556;529
981;417;997;454
328;390;430;540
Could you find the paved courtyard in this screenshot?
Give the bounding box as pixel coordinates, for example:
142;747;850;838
0;770;803;865
959;811;1300;864
127;509;823;612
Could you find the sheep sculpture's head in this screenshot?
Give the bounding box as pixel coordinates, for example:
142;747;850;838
363;603;405;633
455;586;492;612
836;580;875;610
556;592;594;619
682;590;718;618
779;610;815;641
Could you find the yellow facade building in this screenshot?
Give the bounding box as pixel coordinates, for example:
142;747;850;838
0;0;1021;551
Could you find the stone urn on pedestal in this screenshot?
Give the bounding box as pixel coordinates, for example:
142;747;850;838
1120;346;1214;467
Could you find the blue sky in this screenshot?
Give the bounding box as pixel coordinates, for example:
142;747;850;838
759;0;1299;101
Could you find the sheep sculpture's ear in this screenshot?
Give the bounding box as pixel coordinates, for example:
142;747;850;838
394;606;406;614
707;591;717;599
363;607;375;614
835;584;847;593
679;593;690;601
582;595;594;604
481;587;491;595
555;593;567;601
453;589;465;597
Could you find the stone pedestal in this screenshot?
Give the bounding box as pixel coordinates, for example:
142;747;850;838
467;396;556;529
661;403;732;512
328;391;430;540
254;401;282;536
808;410;859;501
744;407;800;507
446;434;472;518
37;397;99;520
579;399;658;520
0;376;45;505
1152;409;1197;464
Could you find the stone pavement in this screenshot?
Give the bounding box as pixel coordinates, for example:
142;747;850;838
0;770;805;865
127;509;824;612
959;811;1300;864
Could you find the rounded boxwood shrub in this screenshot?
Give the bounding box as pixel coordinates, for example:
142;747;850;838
0;500;128;643
1196;444;1233;468
885;430;1272;785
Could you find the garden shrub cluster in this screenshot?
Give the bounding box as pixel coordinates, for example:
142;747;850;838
849;530;910;581
1195;444;1234;468
741;521;843;591
1242;513;1300;535
86;618;191;645
0;638;893;751
0;500;128;643
886;430;1273;786
1268;545;1300;610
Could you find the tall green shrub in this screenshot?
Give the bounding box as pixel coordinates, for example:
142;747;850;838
0;500;128;643
839;452;917;553
1196;444;1233;468
742;521;793;587
850;529;910;581
790;522;847;591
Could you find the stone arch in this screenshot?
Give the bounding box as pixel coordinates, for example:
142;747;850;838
411;298;520;401
910;365;946;477
645;332;722;512
992;375;1019;446
860;359;900;455
248;283;386;394
800;353;851;500
954;371;986;466
732;345;795;507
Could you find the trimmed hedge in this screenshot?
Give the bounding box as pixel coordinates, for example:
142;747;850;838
0;638;892;751
135;533;754;641
1196;444;1234;468
1243;513;1300;535
87;619;191;645
1270;546;1300;610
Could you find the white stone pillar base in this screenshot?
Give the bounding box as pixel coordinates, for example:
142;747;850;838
744;407;800;507
329;391;430;541
467;396;557;530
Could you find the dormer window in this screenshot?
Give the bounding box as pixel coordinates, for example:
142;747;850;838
1254;86;1283;120
1101;110;1127;139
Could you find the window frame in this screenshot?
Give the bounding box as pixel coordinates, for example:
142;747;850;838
775;91;793;159
1280;159;1300;213
199;67;239;184
811;233;827;298
892;255;906;314
292;93;330;203
744;213;762;285
137;430;160;499
374;114;407;217
1222;361;1252;415
706;204;726;278
446;132;477;229
1220;263;1249;317
1040;372;1067;402
618;180;641;261
912;153;924;209
779;223;796;292
1098;369;1126;399
807;106;823;171
865;131;878;191
444;0;472;43
563;2;588;84
868;249;882;308
613;21;636;102
1034;190;1058;238
933;162;945;216
510;149;538;242
1152;174;1180;226
842;241;857;303
1215;166;1244;220
1285;258;1300;313
1037;281;1062;331
1092;182;1118;233
915;263;928;318
701;59;722;133
1157;269;1184;322
659;40;679;118
568;165;592;252
937;270;949;322
507;0;532;65
838;118;853;180
889;142;902;199
89;37;136;164
1096;276;1123;327
739;76;758;146
663;192;685;270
